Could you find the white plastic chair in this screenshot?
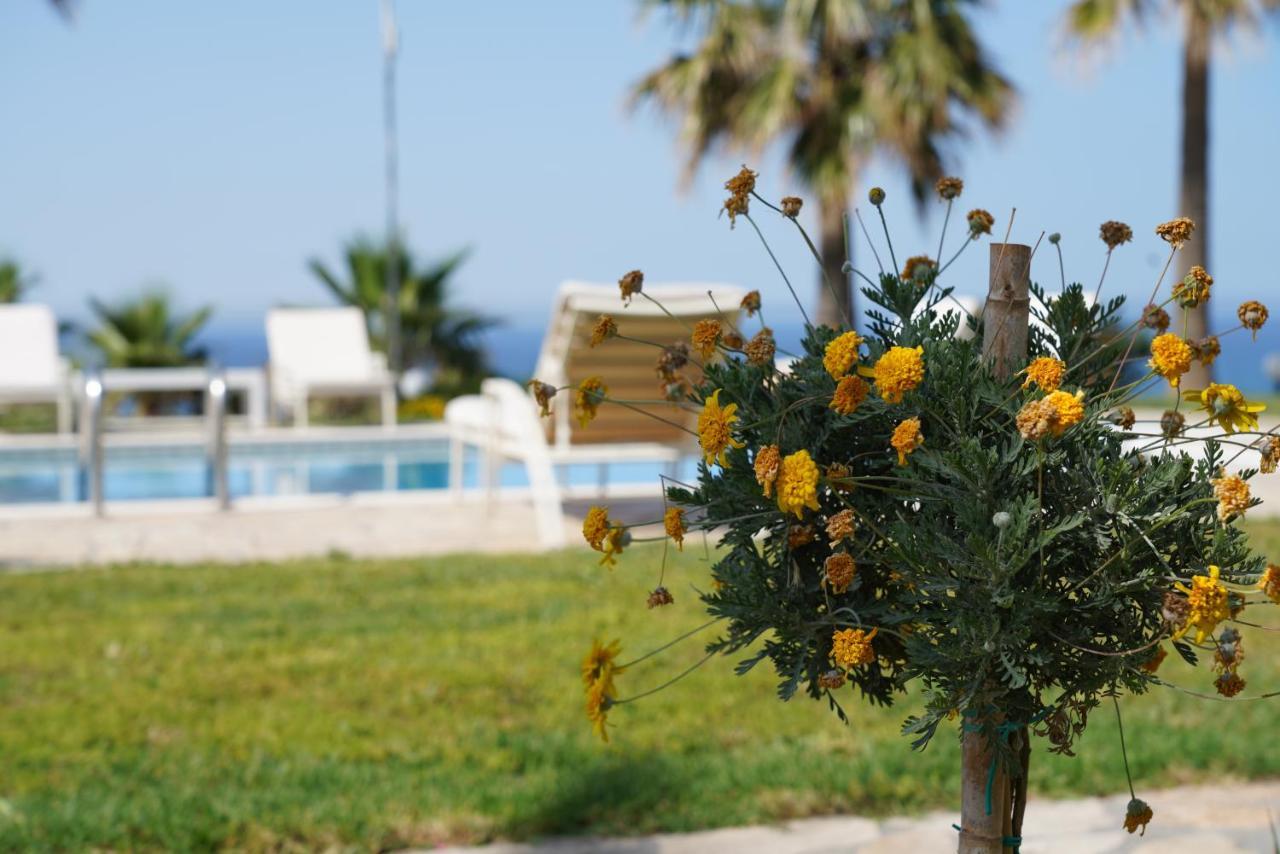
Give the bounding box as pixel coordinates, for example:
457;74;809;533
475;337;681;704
265;307;396;428
0;304;72;433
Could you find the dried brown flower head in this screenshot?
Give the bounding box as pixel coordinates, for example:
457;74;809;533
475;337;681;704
1155;216;1195;249
868;186;885;206
618;269;644;304
780;196;803;218
1258;436;1280;474
935;176;964;200
966;208;994;236
722;165;757;226
825;509;855;543
787;524;815;549
1123;798;1153;836
1160;409;1186;439
1099;220;1133;250
744;328;777;367
1172;266;1212;308
740;290;761;316
1189;335;1220;366
1108;407;1137;431
646;586;674;609
754;444;781;498
1141;303;1170;333
1161;590;1190;632
823;553;857;594
1214;671;1245;698
590;314;618;348
656;341;690;381
691;318;722;360
1238;300;1269;340
817;669;846;690
1016;397;1058;441
901;255;936;283
528;380;557;418
722;330;744;350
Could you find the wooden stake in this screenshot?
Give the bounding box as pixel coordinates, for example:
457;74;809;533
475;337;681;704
981;243;1031;381
960;243;1032;854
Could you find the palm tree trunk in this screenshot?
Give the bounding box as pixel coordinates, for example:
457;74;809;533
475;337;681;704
1179;10;1211;388
817;190;853;328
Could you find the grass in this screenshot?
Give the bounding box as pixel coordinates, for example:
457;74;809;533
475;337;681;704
3;528;1280;850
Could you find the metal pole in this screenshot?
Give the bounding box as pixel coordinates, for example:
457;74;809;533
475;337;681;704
381;0;402;383
79;373;104;517
206;370;230;510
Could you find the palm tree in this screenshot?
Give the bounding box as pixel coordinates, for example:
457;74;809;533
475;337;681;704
86;290;211;368
308;238;496;396
0;258;38;303
634;0;1013;327
1066;0;1279;387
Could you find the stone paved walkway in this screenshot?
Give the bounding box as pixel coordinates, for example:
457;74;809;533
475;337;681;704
429;781;1280;853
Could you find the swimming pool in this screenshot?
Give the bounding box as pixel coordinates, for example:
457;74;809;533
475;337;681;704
0;427;694;506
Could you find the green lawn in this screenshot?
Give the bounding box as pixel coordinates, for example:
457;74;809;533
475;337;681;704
2;528;1280;851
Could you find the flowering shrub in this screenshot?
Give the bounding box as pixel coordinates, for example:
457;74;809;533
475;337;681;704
545;169;1276;839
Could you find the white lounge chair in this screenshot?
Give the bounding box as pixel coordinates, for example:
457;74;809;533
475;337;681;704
446;281;746;549
265;307;396;428
0;304;73;433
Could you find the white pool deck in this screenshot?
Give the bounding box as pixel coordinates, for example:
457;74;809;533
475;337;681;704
1;411;1277;568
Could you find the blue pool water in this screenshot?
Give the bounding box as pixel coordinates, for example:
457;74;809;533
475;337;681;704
0;438;693;505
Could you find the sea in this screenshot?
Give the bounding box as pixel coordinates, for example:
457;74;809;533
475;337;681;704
196;319;1280;394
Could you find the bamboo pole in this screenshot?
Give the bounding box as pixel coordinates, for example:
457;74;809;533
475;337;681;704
959;243;1031;854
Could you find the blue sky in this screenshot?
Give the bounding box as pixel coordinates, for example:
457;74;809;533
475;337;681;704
2;1;1278;376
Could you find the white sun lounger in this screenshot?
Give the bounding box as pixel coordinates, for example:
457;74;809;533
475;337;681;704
0;304;73;433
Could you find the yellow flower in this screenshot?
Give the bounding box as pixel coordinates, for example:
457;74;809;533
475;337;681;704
900;255;936;283
574;376;607;428
585;679;615;742
582;506;611;551
618;269;643;304
776;449;821;519
582;638;625;692
823;331;864;379
1099;220;1133;250
599;526;626;567
861;346;925;404
697;390;745;467
1258;564;1280;603
823;553;857;594
831;627;878;669
1183;383;1265;434
1172;565;1230;643
1172;265;1212;308
1155;216;1195;249
830;375;869;415
1044;389;1085;435
1021;357;1065;392
1238;300;1269;340
1123;798;1153;836
664;507;685;551
1212;472;1251;522
1148;333;1192;388
890;417;924;466
691;319;722;360
935;176;963;200
590;314;617;347
753;445;781;498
